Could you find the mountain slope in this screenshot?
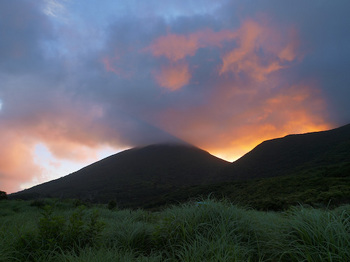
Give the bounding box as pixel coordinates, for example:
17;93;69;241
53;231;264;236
146;163;350;210
10;124;350;210
221;123;350;180
143;124;350;210
11;143;229;206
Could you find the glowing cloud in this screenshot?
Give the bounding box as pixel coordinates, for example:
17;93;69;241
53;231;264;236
156;82;330;161
148;19;299;92
154;62;191;91
0;131;41;193
219;19;299;81
150;19;327;161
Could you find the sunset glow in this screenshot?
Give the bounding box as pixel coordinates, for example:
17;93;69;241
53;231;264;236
1;0;349;193
155;62;191;91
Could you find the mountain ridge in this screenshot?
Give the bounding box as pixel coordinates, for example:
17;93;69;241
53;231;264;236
221;123;350;181
10;123;350;209
10;143;229;206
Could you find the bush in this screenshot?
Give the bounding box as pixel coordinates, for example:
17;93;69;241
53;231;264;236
30;199;47;208
107;200;117;210
14;205;105;261
0;191;7;200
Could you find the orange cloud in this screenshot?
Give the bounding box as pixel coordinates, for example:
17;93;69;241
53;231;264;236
154;62;191;91
148;19;300;91
0;131;41;193
155;80;330;161
0;127;120;193
147;18;329;161
0;101;124;193
219;19;299;81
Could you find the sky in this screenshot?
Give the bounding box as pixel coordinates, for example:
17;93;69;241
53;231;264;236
1;0;350;193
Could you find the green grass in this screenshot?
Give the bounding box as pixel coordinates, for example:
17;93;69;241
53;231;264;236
0;198;349;261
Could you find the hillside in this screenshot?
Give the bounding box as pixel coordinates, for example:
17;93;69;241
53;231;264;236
10;123;350;210
221;123;350;181
146;163;350;210
10;143;229;207
144;123;350;210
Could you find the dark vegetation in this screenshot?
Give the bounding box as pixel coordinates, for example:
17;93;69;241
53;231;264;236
150;161;350;210
1;198;349;261
0;190;7;200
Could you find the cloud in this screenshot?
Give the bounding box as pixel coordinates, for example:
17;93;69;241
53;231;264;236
147;18;299;90
144;17;330;160
154;62;191;91
0;130;41;193
219;19;299;81
0;0;55;74
1;0;350;193
156;82;330;161
43;0;68;19
148;33;199;61
102;56;132;78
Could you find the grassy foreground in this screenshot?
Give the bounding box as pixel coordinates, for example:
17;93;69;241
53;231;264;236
0;198;349;262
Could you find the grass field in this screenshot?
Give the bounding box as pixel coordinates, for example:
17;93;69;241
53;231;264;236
0;198;349;261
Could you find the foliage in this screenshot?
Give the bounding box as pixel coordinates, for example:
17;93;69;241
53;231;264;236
0;190;7;200
0;198;349;261
150;163;350;211
107;200;117;210
30;199;47;208
11;204;105;261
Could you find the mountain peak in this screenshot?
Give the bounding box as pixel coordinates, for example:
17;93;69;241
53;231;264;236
11;143;229;207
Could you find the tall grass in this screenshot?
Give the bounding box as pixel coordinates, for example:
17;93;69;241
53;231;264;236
0;199;349;261
278;206;350;261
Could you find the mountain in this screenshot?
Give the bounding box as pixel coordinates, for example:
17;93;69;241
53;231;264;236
10;123;350;210
11;143;229;207
221;123;350;181
144;123;350;210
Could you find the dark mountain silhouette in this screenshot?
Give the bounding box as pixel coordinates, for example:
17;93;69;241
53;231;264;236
144;124;350;210
11;143;229;207
10;123;350;209
220;123;350;181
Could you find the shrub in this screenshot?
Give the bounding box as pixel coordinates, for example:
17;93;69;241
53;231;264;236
14;205;105;260
108;200;117;210
38;205;66;250
0;190;7;200
30;199;47;208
